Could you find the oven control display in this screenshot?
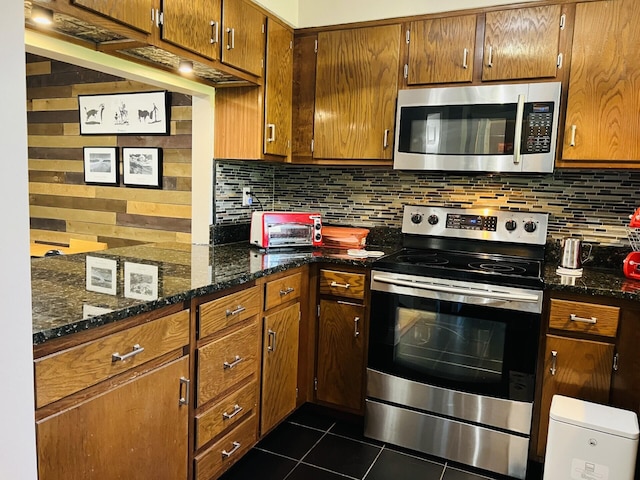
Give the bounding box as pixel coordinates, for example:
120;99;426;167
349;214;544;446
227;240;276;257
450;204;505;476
446;214;498;231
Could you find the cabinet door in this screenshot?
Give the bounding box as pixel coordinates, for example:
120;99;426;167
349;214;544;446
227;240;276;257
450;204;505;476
292;34;317;161
562;0;640;163
264;19;293;157
72;0;155;34
314;24;401;160
162;0;222;60
482;5;561;81
536;335;614;458
261;302;300;434
316;300;366;412
407;15;476;85
37;356;189;480
221;0;265;76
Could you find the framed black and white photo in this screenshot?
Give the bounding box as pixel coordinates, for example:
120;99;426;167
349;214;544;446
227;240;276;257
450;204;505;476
85;256;118;295
122;147;163;188
78;91;170;135
124;262;159;301
83;147;118;185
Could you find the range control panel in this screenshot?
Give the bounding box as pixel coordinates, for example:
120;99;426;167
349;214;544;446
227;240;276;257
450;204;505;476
402;206;548;245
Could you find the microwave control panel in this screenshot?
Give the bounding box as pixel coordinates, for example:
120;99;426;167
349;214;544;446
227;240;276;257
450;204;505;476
523;102;554;154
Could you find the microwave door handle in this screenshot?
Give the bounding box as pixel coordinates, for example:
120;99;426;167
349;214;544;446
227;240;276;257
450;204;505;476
513;94;525;164
372;274;540;302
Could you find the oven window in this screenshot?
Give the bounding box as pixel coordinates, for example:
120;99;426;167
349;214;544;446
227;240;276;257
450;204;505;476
394;307;506;384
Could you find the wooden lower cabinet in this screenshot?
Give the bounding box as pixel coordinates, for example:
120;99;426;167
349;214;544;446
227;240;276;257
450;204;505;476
261;302;300;434
535;334;614;457
316;299;366;411
37;356;190;480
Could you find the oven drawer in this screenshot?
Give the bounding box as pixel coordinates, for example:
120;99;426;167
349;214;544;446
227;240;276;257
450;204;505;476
319;269;365;299
548;299;619;337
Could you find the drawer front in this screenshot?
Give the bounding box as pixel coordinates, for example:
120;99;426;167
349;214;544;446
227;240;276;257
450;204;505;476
548;299;620;337
319;269;366;300
197;320;259;406
264;272;302;310
35;310;189;408
198;286;261;339
195;414;257;480
195;380;258;449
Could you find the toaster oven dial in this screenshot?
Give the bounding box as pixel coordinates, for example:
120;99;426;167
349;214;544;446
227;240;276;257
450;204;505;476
411;213;423;224
524;220;537;233
505;220;517;231
427;215;439;225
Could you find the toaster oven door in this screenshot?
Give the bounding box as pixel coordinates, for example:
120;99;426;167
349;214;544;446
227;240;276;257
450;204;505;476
267;223;314;247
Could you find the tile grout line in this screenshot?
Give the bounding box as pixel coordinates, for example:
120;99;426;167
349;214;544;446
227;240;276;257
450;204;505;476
282;421;336;480
361;444;386;480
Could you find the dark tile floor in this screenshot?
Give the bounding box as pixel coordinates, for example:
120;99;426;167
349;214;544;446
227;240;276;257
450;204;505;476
219;404;544;480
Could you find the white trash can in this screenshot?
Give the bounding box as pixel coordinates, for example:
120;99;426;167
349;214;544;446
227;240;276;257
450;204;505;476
543;395;639;480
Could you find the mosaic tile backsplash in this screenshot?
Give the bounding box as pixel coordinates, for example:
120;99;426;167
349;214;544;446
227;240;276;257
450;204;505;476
214;160;640;247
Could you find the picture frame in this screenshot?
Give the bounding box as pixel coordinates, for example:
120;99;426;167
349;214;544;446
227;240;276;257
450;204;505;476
83;147;119;185
122;147;163;188
85;256;118;295
78;90;170;135
124;262;159;301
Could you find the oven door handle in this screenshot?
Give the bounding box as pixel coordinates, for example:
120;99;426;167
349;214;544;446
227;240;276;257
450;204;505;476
372;274;540;302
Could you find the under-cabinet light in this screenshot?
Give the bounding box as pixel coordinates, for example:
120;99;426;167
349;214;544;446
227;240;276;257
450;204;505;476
178;60;194;74
31;6;53;26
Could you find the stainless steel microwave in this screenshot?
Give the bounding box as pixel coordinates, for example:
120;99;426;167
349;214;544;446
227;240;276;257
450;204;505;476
393;82;561;173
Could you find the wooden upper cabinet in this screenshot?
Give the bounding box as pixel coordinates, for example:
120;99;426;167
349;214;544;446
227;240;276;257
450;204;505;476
482;5;562;81
221;0;266;77
72;0;155;34
407;15;476;85
561;0;640;164
292;34;318;161
161;0;222;60
314;24;401;160
264;19;293;158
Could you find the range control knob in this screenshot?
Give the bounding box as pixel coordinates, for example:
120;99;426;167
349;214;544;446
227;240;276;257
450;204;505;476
524;221;537;233
505;220;517;231
427;214;439;225
411;213;423;224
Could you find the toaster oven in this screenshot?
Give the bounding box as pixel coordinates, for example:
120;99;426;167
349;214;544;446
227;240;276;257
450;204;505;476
250;211;322;249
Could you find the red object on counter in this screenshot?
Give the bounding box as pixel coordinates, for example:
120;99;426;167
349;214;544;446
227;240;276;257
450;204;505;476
630;207;640;228
623;251;640;280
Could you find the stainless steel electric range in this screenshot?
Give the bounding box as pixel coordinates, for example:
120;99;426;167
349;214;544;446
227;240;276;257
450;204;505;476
365;205;548;480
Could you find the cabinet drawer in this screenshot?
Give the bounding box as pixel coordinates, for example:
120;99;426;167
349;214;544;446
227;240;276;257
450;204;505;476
197;320;259;406
195;380;258;449
35;310;189;408
198;286;261;339
319;269;365;300
264;272;302;310
549;299;620;337
195;414;257;480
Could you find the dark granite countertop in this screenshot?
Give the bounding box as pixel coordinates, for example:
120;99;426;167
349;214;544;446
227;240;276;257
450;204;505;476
31;242;390;346
543;264;640;301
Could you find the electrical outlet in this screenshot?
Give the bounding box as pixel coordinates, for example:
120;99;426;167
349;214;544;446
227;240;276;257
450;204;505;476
242;187;252;207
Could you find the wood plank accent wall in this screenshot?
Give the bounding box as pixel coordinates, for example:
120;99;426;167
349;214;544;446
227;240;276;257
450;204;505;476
26;53;193;248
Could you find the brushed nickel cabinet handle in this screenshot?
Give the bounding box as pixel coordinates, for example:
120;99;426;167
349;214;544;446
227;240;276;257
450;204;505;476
222;441;241;458
266;123;276;143
223;355;243;369
210;20;219;44
570;125;577;146
383;129;390;149
226;27;235;50
178;377;190;406
613;353;619;372
279;287;294;296
462;48;469;69
222;404;243;420
550;350;557;376
330;281;350;289
570;313;597;324
487;45;493;67
225;305;246;317
267;329;277;352
354;317;360;338
112;344;144;362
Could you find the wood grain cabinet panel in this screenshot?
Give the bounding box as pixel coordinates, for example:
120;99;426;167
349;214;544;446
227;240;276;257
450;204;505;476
264;272;302;310
536;334;614;458
316;299;366;411
482;5;561;81
34;310;189;408
319;269;365;300
197;320;260;406
221;0;265;76
198;285;262;339
264;18;293;157
407;15;476;85
548;299;619;337
261;302;300;434
37;356;189;480
561;0;640;164
72;0;155;34
161;0;222;60
292;34;318;160
314;24;401;160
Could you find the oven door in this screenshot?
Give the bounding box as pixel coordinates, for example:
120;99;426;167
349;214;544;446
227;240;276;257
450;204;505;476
368;271;541;403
